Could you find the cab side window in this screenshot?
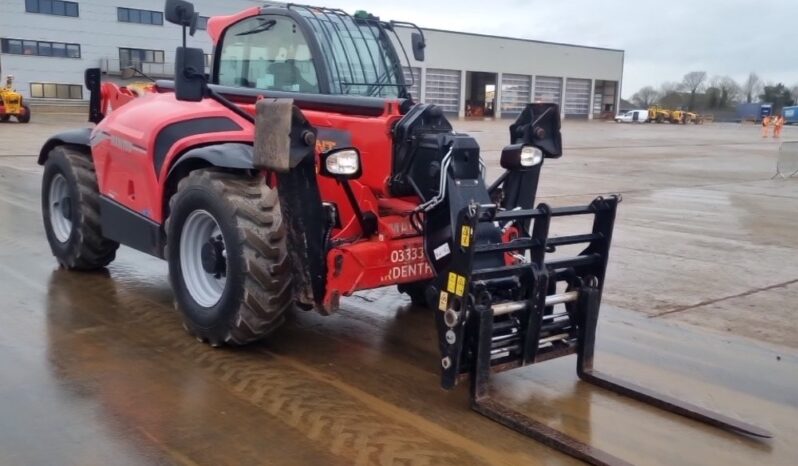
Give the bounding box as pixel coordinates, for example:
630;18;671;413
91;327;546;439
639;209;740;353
217;15;319;94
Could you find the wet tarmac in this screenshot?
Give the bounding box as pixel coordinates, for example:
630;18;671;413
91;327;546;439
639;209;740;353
0;115;796;465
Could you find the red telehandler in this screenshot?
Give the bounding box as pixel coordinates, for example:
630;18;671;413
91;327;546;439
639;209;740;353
38;1;770;463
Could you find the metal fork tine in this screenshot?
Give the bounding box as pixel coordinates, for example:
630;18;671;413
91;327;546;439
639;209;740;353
472;398;634;466
576;286;772;439
579;369;772;438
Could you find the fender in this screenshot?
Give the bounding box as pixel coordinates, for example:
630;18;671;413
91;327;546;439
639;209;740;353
37;128;93;165
166;143;254;178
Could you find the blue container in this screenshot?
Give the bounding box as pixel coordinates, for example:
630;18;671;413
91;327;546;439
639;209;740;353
760;104;773;119
784;106;798;125
736;103;762;121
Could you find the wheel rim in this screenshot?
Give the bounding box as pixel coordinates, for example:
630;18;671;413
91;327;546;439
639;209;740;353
49;173;72;243
180;210;228;308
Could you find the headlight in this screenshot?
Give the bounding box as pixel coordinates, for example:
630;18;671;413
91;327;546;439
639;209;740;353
520;146;543;167
322;148;361;178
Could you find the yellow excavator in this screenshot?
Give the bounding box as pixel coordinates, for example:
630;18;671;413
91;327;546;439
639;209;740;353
0;75;31;123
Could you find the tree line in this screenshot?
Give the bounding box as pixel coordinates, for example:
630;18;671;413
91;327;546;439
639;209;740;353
630;72;798;113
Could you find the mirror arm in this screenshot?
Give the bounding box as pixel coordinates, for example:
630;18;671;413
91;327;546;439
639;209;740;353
206;87;255;124
390;20;426;44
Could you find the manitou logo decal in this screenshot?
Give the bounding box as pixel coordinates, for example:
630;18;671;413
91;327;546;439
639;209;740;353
316;139;338;153
109;134;146;153
388;219;416;238
315;128;351;154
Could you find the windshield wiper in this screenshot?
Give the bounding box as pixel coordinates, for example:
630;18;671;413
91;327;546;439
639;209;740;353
236;19;276;36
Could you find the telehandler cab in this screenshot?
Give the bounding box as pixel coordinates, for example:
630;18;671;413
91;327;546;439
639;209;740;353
38;1;770;464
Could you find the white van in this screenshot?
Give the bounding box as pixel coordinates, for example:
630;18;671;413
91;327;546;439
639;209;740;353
615;109;647;123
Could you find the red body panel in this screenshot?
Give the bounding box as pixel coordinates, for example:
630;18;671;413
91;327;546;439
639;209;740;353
92;85;435;307
206;7;260;44
90;6;443;310
92;92;253;222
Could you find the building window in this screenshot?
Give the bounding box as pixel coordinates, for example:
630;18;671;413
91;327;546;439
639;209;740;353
119;48;165;68
1;38;80;58
117;7;164;25
25;0;79;17
30;82;83;99
197;16;210;30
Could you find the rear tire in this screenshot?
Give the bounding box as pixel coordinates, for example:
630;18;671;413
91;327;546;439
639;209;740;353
16;104;30;123
166;169;293;346
41;146;119;270
0;115;9;122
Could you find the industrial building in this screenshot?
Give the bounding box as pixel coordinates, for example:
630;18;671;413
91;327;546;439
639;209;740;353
0;0;624;119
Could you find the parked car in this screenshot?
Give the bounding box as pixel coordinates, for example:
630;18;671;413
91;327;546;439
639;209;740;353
615;109;647;123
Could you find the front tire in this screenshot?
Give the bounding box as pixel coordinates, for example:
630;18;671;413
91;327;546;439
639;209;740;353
41;146;119;270
166;169;293;346
16;104;30;123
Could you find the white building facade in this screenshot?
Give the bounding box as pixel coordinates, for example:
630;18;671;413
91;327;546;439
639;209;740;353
0;0;623;119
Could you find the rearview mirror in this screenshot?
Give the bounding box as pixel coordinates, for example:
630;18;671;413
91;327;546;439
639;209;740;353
174;47;206;102
411;32;426;62
164;0;195;27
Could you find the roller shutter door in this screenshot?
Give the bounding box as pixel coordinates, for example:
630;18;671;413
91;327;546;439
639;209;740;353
403;67;421;101
425;68;461;113
533;76;562;104
500;74;531;115
564;78;591;117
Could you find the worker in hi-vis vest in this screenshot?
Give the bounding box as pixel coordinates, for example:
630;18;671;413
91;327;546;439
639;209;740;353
762;115;772;138
773;115;784;138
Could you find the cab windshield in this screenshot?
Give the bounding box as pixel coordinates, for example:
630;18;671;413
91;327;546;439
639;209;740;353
295;7;408;98
215;8;410;99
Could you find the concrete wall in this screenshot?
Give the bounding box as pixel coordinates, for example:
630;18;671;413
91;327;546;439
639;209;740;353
396;27;623;118
402;29;623;82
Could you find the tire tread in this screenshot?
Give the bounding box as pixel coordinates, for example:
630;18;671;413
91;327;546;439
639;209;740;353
167;169;292;346
44;146;119;270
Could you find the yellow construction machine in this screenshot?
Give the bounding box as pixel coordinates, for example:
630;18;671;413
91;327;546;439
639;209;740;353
647;105;670;123
0;75;31;123
670;109;703;124
649;106;704;124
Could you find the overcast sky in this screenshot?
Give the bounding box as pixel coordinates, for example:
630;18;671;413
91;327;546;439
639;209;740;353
329;0;798;98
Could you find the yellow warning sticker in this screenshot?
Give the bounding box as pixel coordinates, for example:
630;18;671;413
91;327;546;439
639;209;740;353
460;225;472;248
447;272;458;294
455;275;466;297
438;291;449;311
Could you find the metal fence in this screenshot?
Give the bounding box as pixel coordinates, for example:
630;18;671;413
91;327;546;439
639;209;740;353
773;141;798;179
